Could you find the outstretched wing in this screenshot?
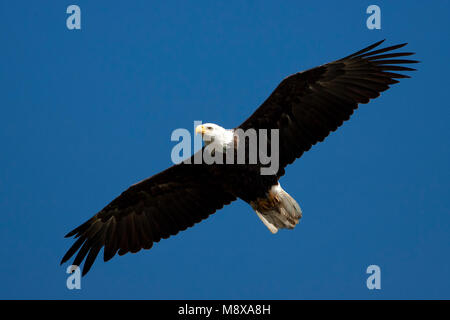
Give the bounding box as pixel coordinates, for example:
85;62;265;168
237;40;418;176
61;155;236;275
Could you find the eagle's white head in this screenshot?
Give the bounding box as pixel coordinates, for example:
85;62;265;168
195;123;234;148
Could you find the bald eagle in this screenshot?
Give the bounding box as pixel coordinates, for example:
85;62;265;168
61;40;417;275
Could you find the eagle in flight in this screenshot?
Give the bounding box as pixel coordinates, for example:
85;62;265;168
61;40;417;275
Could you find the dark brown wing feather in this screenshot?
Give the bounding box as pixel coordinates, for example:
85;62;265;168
61;152;236;275
237;40;418;176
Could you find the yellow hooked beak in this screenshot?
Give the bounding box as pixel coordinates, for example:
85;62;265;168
195;125;206;135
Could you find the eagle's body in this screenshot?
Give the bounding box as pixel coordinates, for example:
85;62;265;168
194;125;275;200
195;123;301;232
61;40;418;275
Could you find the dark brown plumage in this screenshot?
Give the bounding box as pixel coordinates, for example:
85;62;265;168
61;40;417;275
61;161;236;275
238;40;417;176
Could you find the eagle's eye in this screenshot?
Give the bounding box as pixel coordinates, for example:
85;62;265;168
206;126;213;130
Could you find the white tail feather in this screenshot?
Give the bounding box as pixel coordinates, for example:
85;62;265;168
255;210;279;234
251;184;302;233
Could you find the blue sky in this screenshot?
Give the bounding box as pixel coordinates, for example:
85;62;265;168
0;1;449;299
